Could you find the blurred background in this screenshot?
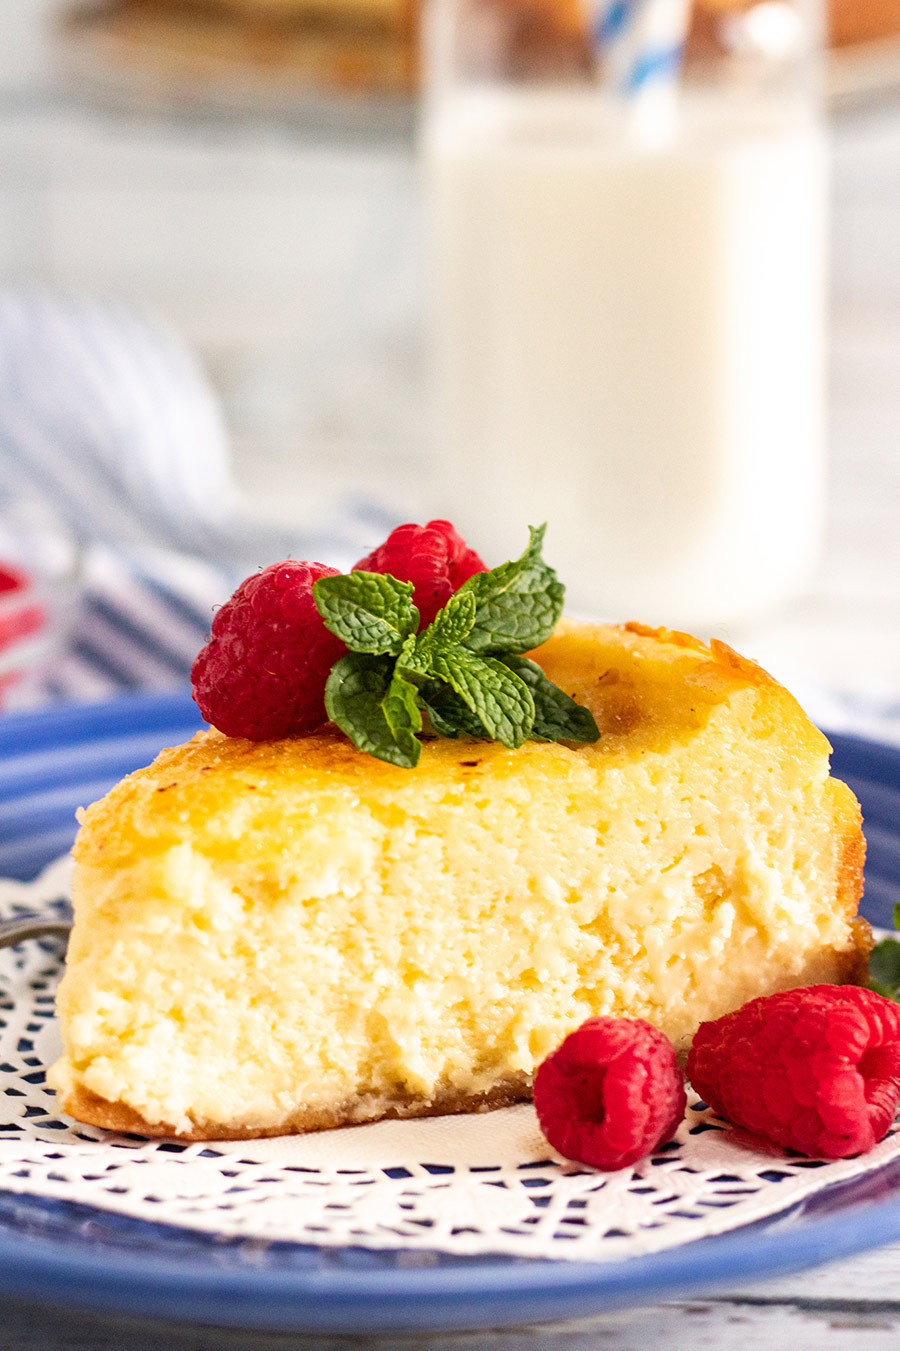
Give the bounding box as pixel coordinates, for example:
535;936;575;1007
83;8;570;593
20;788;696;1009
0;0;899;722
1;0;426;529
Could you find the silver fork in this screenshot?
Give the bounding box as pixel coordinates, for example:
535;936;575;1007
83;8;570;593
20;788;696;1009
0;914;73;949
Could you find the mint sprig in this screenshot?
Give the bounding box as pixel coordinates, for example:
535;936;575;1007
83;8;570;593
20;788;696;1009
314;526;599;767
869;903;900;1001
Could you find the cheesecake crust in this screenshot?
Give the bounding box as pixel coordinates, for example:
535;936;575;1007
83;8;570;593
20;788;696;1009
57;1075;533;1142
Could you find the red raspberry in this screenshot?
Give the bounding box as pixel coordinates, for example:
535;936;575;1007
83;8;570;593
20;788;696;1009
687;985;900;1159
533;1018;687;1171
354;520;486;630
191;560;346;740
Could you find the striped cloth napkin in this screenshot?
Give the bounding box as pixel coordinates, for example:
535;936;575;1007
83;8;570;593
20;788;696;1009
0;286;401;708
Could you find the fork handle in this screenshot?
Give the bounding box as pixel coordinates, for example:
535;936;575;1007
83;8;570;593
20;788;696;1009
0;915;72;949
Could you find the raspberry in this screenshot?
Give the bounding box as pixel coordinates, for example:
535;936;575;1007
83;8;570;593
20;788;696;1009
191;560;346;740
354;520;486;630
533;1018;687;1171
687;985;900;1158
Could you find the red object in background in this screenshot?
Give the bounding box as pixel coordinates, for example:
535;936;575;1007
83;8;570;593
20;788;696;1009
0;561;46;706
0;563;27;593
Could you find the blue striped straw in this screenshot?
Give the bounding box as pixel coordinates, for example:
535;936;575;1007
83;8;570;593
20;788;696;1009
595;0;692;143
594;0;631;44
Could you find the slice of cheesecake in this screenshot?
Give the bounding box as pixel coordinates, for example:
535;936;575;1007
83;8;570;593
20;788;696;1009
50;620;868;1141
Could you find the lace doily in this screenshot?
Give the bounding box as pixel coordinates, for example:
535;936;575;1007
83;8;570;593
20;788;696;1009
1;857;898;1264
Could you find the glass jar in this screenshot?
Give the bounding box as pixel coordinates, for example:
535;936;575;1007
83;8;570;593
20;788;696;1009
423;0;828;630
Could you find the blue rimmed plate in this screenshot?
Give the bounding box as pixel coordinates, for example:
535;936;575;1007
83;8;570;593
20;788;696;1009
0;690;898;1334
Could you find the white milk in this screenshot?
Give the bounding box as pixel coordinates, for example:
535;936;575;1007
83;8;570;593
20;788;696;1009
426;89;828;628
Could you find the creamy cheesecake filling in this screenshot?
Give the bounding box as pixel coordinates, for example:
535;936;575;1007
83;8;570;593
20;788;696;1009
49;622;866;1139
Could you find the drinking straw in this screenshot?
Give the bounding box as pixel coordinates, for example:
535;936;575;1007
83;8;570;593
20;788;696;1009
594;0;693;146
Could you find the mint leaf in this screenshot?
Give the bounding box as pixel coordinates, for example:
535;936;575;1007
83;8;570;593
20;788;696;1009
867;902;900;1002
869;937;900;1002
324;653;421;768
500;655;600;743
395;592;477;682
383;667;423;741
314;571;419;655
395;632;428;681
458;524;564;655
428;649;534;748
417;589;477;654
420;681;489;739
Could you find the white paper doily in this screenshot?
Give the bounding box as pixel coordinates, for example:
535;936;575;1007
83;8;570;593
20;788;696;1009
1;857;898;1264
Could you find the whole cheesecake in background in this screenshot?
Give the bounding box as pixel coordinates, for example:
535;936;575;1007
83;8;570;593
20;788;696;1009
830;0;900;47
50;619;868;1141
57;0;900;102
59;0;418;95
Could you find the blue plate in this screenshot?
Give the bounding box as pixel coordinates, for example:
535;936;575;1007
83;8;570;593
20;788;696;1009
0;689;899;1334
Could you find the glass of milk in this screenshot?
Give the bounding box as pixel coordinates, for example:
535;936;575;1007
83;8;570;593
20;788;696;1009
423;0;828;630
